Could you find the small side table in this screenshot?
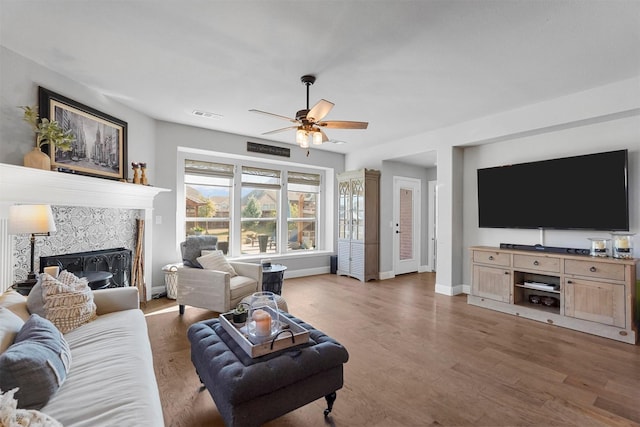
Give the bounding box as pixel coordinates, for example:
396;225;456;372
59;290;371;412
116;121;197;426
77;271;113;290
262;264;287;295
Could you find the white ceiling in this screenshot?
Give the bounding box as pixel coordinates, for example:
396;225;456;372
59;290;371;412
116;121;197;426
1;1;639;167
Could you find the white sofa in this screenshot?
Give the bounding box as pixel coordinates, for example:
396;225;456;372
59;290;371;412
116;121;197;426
0;287;164;427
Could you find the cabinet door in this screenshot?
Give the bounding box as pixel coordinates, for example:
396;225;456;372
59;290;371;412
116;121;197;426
337;241;351;274
338;180;350;240
350;178;365;241
472;265;511;302
564;278;625;327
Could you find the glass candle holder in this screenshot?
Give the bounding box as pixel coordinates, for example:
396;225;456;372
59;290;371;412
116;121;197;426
588;238;610;257
246;291;280;342
611;233;635;259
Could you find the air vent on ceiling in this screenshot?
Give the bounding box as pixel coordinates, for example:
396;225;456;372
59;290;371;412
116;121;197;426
192;110;223;119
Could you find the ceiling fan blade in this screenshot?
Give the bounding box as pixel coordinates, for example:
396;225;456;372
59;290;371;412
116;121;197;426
306;99;334;122
318;120;368;130
261;126;298;135
319;128;329;142
249;109;298;123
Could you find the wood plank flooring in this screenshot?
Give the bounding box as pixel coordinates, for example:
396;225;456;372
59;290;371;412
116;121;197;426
143;272;640;426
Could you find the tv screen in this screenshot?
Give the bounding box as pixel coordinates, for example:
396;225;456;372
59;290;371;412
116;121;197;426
477;149;629;231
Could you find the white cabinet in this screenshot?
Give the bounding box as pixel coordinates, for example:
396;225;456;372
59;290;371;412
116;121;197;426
337;169;380;281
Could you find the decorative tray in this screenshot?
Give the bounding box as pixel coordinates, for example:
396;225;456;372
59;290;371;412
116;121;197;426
219;307;310;358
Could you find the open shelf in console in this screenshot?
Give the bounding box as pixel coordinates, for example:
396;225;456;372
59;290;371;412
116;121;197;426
513;271;561;314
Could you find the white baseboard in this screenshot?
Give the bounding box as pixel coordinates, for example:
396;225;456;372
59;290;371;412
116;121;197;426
378;270;394;280
435;283;465;296
283;267;330;279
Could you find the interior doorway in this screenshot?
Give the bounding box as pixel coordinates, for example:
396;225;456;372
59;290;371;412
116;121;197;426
427;180;438;272
393;177;421;276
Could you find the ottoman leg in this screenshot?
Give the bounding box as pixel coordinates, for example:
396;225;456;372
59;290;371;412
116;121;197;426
179;304;185;315
324;392;337;417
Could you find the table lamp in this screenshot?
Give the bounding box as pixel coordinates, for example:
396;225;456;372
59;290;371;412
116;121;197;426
8;204;57;290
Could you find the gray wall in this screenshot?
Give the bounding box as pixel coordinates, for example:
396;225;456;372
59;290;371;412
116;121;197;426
462;115;640;282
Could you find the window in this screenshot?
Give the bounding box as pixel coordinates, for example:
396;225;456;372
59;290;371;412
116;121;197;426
240;167;280;255
184;160;233;254
287;171;320;252
181;155;327;257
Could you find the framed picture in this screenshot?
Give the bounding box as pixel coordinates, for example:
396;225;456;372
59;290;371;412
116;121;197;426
38;86;128;181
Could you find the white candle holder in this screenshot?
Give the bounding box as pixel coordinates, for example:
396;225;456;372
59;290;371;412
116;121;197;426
588;238;610;257
611;233;635;259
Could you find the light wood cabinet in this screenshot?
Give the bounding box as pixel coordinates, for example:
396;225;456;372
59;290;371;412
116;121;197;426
337;169;380;282
468;246;638;344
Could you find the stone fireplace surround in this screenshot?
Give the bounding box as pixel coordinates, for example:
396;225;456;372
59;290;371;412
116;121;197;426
0;163;169;299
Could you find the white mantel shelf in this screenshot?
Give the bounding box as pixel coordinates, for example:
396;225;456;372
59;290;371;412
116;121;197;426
0;163;170;299
0;163;169;208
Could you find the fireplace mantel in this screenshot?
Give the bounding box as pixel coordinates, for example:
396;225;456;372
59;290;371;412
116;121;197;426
0;163;170;299
0;163;168;209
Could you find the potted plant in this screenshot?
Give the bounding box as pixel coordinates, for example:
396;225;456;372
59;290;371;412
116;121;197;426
20;105;75;170
232;302;249;324
192;226;204;235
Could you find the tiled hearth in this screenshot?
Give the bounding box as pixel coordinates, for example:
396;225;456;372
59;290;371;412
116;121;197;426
0;163;169;298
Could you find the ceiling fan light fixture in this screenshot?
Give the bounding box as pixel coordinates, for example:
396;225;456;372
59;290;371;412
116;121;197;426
296;128;309;148
312;130;323;145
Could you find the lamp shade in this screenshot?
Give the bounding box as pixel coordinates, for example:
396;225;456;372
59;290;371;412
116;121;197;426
8;204;57;235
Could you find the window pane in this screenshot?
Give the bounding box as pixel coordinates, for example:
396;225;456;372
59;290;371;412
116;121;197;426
241;186;278;255
184;185;231;252
287;190;317;251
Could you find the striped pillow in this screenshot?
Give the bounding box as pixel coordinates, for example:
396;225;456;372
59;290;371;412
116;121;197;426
40;271;97;334
197;251;237;277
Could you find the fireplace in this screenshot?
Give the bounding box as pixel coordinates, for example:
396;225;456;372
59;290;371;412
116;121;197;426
40;248;132;287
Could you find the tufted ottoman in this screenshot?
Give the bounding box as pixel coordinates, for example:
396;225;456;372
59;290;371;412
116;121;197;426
188;312;349;427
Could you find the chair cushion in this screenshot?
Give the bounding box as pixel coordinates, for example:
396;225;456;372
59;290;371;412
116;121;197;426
182;235;218;268
197;251;237;277
0;314;72;410
229;275;258;300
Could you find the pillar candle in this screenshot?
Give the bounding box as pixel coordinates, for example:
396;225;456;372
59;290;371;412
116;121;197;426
616;237;629;249
253;309;272;336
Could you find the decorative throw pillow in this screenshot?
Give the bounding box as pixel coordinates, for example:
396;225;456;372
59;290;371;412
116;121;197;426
0;308;24;354
197;251;237;277
26;278;46;318
182;235;219;268
0;388;63;426
0;314;72;410
40;270;97;333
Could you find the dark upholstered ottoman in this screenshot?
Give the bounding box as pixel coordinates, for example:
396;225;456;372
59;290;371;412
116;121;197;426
188;312;349;427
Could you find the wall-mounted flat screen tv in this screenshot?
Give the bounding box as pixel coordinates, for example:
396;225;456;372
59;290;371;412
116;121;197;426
477;149;629;231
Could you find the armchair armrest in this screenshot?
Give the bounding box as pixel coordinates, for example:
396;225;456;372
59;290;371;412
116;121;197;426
230;262;263;289
93;287;140;315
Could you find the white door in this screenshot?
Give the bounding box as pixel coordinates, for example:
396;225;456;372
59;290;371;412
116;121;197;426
393;177;421;275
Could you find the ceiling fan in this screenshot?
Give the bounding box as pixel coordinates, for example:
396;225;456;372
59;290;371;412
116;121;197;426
250;75;368;148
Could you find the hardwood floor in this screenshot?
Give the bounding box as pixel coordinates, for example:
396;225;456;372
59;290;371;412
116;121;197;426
143;272;640;426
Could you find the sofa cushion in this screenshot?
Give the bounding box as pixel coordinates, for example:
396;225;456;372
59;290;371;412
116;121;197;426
0;388;62;427
0;314;72;410
0;307;24;353
41;309;165;427
0;290;30;321
197;251;237;277
40;271;97;333
182;235;218;268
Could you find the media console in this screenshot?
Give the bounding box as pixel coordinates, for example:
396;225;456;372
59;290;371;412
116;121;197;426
468;246;638;344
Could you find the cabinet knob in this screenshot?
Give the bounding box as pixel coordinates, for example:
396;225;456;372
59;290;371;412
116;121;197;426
533;260;539;266
567;280;573;284
504;271;509;275
488;255;494;260
589;266;597;272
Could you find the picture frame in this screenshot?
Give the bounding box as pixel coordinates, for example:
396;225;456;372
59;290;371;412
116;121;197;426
38;86;128;181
